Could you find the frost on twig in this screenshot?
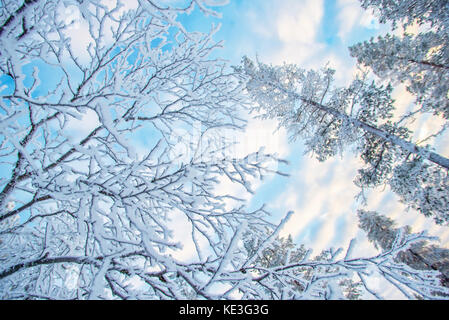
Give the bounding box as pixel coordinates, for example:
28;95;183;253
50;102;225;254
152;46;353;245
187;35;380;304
226;222;449;300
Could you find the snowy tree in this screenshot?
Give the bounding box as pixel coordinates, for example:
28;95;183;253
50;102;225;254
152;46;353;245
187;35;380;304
0;0;287;300
350;4;449;118
1;0;448;301
233;214;449;300
358;0;449;32
238;57;449;224
351;0;449;221
358;210;449;291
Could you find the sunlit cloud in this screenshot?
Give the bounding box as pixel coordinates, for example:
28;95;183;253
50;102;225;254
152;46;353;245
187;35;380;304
336;0;380;40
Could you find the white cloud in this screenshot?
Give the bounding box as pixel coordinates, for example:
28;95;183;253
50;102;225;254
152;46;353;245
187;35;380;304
336;0;379;40
243;4;277;39
251;0;360;86
270;41;327;67
272;0;325;66
233;117;289;160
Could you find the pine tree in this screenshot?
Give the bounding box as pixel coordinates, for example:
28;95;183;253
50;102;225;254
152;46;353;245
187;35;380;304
357;210;449;288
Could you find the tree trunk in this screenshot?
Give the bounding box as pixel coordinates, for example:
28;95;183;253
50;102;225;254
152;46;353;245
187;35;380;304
298;96;449;170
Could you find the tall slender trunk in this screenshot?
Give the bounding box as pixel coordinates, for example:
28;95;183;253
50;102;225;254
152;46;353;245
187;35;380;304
297;96;449;170
374;52;449;71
